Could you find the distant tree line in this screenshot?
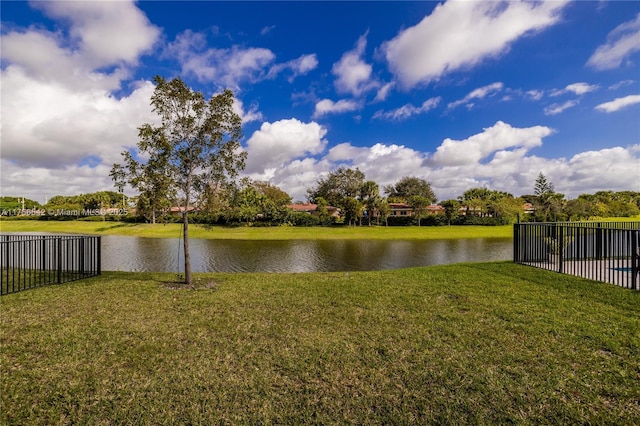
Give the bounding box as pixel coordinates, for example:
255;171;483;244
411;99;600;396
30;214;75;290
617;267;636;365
3;172;638;226
1;191;126;216
0;196;43;211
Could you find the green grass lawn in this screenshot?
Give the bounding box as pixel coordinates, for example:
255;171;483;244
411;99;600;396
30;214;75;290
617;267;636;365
2;263;639;424
0;219;513;240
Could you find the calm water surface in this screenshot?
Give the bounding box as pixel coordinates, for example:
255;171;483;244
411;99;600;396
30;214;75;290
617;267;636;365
101;235;513;272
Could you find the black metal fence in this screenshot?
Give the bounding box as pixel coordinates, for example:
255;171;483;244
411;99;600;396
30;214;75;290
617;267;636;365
514;222;640;290
1;235;101;295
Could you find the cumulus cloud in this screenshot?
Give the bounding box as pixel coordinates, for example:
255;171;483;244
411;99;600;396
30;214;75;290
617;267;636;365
430;121;553;167
252;121;638;202
544;100;579;115
448;82;504;109
332;33;377;96
1;66;157;169
373;97;441;121
588;13;640;70
0;1;161;169
560;146;640;193
0;160;122;203
382;0;568;88
595;94;640;113
326;142;426;186
0;0;160;92
36;1;160;65
244;119;328;176
312;99;360;118
0;1;163;201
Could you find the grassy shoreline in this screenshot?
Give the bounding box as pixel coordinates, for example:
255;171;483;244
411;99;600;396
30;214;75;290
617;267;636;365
0;219;513;240
2;263;639;424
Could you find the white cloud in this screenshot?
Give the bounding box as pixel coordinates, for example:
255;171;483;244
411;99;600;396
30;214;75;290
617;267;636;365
608;79;635;90
232;98;263;123
430;121;553;167
588;13;640;70
373;97;441;121
290;54;319;75
260;25;276;36
1;66;157;170
255;122;638;202
374;82;395;102
244;119;328;175
0;1;161;169
526;90;544;101
561;146;640;193
0;1;163;202
0;0;160;92
544;100;579;115
327;142;426;186
332;33;377;96
382;0;568;88
551;82;599;97
0;160;121;203
448;82;504;109
164;30;317;89
312;99;360;118
268;54;318;81
35;1;160;66
595;94;640;113
164;31;275;89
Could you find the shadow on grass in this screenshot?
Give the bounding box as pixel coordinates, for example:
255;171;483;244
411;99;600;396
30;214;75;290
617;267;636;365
99;271;218;290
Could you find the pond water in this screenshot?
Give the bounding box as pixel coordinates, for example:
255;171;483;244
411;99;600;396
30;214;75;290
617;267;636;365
101;235;513;273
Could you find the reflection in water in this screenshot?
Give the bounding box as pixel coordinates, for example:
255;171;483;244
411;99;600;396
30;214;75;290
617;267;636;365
101;236;513;273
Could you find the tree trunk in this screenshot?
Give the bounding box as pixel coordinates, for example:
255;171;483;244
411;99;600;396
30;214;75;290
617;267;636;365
183;184;192;285
183;211;191;285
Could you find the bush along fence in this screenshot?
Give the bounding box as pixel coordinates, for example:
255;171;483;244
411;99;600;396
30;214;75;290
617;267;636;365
1;234;101;295
514;222;640;290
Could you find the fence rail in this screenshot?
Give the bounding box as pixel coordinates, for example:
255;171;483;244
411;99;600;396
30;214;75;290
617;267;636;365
514;222;640;290
1;234;101;295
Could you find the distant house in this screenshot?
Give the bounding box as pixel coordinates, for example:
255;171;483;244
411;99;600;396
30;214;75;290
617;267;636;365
389;203;445;217
523;203;535;215
286;203;341;218
168;206;197;216
427;205;445;215
389;202;413;217
459;205;484;216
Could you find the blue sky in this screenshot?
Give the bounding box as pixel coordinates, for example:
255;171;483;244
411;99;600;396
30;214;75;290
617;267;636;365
1;1;639;203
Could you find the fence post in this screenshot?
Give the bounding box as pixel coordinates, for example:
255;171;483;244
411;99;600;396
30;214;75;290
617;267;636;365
57;237;63;284
41;236;47;283
596;222;602;260
632;230;639;291
513;223;520;263
97;236;102;275
79;237;85;276
558;225;563;274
